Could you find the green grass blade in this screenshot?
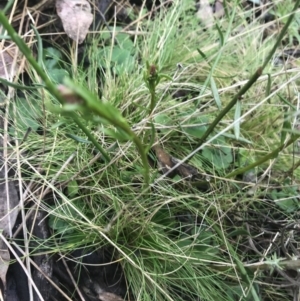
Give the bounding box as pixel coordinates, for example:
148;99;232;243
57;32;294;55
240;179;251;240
31;25;43;67
278;94;296;110
0;11;110;162
197;48;212;67
62;78;150;186
0;77;44;90
211;76;222;109
215;23;224;46
234;100;241;140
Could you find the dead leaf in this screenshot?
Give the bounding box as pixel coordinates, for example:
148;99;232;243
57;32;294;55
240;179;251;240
170;157;200;179
56;0;93;44
152;144;175;176
152;143;200;179
196;0;214;28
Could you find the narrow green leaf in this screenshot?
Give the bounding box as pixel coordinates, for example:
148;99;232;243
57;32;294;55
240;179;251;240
61;78;149;186
228;228;250;237
221;133;252;144
65;133;91;144
223;0;229;19
234;100;241;140
31;26;43;67
0;78;44;90
210;77;222;109
277;94;296;110
0;11;110;162
62;78;127;125
215;23;224;46
147;122;156;152
3;0;14;14
197;48;212;67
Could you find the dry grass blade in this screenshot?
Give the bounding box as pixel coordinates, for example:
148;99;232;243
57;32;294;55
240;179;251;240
0;234;44;300
0;114;19;290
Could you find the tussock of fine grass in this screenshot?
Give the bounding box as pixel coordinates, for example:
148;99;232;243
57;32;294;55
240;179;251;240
4;0;300;300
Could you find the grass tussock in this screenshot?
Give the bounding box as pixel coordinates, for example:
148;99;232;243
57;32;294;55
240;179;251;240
1;0;300;300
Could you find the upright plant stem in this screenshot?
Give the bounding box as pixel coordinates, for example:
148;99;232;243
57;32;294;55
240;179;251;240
81;98;150;186
0;12;110;162
189;0;300;161
149;90;156;114
226;133;300;178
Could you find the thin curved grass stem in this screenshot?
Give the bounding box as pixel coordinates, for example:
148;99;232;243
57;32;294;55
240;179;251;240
0;12;110;162
188;0;300;161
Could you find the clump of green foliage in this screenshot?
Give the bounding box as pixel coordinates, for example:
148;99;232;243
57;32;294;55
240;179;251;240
1;0;300;300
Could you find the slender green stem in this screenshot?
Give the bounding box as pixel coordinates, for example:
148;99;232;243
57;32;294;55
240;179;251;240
260;4;300;71
144;63;159;115
149;89;156;114
3;0;14;14
147;86;156;152
132;135;150;186
82;98;150;186
31;25;43;66
0;78;43;90
0;12;110;162
197;2;237;107
194;67;262;151
189;0;300;161
226;134;300;178
61;77;150;187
